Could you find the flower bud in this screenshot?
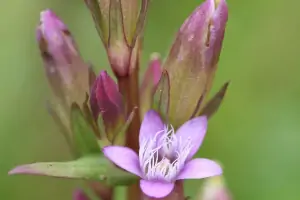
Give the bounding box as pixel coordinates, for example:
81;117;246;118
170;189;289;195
90;71;124;136
163;0;228;126
140;53;162;116
85;0;149;76
197;176;231;200
37;9;89;107
73;189;90;200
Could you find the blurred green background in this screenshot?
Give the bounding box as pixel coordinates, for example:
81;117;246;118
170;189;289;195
1;0;300;199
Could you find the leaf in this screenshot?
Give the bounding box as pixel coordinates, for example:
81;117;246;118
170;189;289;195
71;103;101;156
152;70;170;122
9;155;138;186
199;81;230;119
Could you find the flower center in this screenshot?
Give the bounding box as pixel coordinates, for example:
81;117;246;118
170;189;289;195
139;125;192;182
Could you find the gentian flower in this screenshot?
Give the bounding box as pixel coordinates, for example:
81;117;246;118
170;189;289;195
103;110;222;198
9;0;230;199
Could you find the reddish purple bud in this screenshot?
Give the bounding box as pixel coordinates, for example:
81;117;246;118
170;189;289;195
90;71;124;134
163;0;228;126
140;53;162;116
73;189;90;200
37;9;89;107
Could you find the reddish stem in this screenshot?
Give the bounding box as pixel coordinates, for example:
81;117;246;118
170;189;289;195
118;68;142;200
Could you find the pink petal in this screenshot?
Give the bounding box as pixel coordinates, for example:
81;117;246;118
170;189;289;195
175;116;207;160
103;146;142;177
140;180;174;198
139;110;164;144
177;158;222;180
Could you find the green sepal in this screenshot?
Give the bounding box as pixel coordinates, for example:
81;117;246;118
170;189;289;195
152;70;170;122
71;103;101;156
199;81;230;118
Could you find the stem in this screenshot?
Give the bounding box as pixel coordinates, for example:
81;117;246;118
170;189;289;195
118;68;142;200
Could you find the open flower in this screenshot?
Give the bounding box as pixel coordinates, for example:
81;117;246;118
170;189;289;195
103;110;222;198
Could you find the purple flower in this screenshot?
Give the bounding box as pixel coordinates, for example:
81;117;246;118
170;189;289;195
103;110;222;198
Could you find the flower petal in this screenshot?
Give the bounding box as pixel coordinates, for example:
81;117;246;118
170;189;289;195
176;158;222;180
139;110;164;144
103;146;142;177
175;116;207;160
140;180;174;198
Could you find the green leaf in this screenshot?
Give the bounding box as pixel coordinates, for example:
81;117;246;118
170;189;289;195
71;103;101;156
9;155;138;186
199;81;230;119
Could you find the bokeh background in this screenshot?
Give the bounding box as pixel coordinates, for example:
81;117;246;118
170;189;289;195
1;0;300;199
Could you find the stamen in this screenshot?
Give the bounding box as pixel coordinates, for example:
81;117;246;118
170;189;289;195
139;124;193;182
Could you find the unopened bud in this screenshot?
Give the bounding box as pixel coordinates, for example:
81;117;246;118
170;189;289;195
163;0;228;127
73;189;90;200
37;9;89;107
85;0;150;76
198;176;231;200
90;71;124;137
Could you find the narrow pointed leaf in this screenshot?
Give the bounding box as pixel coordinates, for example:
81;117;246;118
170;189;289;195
71;103;100;156
9;155;138;186
199;81;230;119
